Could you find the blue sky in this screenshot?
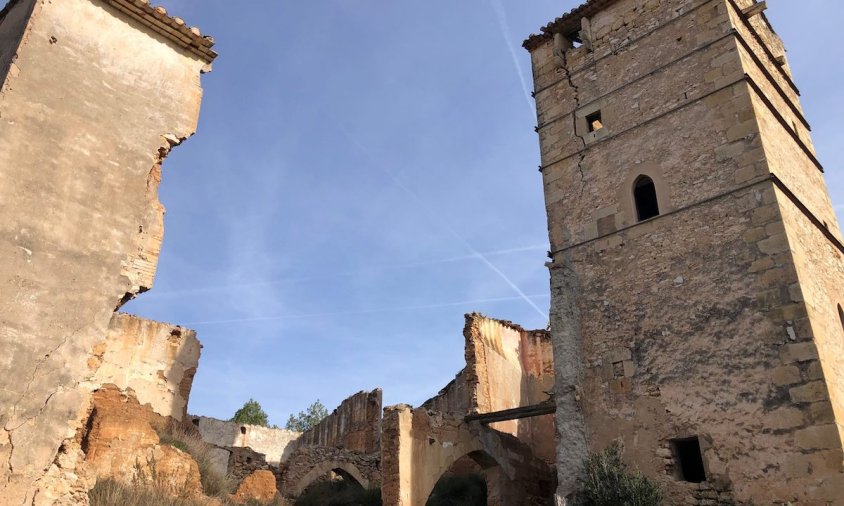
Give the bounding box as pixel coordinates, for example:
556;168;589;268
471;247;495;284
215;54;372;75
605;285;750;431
124;1;844;426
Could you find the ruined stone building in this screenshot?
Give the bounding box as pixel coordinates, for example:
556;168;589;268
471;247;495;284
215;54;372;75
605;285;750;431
189;313;557;505
0;0;215;503
524;0;844;503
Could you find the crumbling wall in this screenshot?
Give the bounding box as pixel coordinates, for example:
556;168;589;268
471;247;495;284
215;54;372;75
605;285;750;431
193;416;301;467
295;389;383;454
93;314;200;421
463;314;555;462
0;0;214;503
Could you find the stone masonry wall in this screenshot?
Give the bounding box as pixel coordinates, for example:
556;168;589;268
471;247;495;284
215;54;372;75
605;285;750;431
527;0;844;503
279;446;381;497
193;415;301;467
294;389;383;454
0;0;213;503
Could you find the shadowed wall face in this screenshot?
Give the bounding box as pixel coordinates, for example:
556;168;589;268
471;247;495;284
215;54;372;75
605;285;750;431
0;0;213;502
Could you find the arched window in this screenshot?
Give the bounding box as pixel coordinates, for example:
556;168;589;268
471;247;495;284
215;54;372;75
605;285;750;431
634;175;660;221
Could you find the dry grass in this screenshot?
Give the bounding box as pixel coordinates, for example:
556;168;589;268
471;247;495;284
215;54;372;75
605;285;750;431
89;479;210;506
157;422;236;498
90;479;292;506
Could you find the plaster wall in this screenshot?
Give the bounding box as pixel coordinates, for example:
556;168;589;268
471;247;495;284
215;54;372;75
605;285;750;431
193;416;301;466
465;314;556;463
0;0;210;502
94;314;200;421
380;405;554;506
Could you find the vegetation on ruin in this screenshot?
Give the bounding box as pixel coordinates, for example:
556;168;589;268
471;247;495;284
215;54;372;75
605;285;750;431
231;399;271;427
572;443;663;506
293;479;381;506
285;400;329;432
89;478;290;506
157;422;236;498
426;473;487;506
89;479;208;506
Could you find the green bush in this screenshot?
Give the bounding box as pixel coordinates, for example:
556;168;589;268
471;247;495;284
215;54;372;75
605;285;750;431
231;399;271;427
293;480;381;506
572;443;663;506
426;474;487;506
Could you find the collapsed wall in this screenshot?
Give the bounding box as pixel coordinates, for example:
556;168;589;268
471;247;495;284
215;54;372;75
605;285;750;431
423;314;556;462
383;314;557;505
0;0;216;503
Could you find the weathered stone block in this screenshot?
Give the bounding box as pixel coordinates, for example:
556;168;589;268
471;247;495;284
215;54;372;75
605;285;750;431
794;425;842;450
779;342;819;364
789;381;829;404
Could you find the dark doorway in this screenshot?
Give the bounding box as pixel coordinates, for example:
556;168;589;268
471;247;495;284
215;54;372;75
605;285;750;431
672;437;707;483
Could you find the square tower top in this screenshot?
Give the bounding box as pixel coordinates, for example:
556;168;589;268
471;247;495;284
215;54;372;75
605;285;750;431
523;0;623;50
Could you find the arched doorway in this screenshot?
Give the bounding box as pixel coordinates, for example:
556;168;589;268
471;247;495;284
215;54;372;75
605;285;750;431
292;463;379;506
426;451;502;506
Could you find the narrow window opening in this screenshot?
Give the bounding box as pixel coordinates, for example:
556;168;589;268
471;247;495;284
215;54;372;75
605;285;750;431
240;426;247;435
192;418;200;427
672;437;706;483
837;304;844;332
587;111;603;132
634;175;660;221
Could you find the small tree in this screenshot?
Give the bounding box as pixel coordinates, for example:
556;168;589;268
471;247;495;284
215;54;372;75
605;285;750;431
573;443;663;506
230;399;269;427
285;400;329;432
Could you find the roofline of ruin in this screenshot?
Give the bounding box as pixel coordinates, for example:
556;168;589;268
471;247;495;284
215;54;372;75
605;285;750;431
104;0;218;63
523;0;623;51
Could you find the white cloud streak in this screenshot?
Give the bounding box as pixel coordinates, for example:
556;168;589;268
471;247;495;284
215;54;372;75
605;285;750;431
149;243;548;298
333;121;549;320
489;0;535;120
184;293;550;326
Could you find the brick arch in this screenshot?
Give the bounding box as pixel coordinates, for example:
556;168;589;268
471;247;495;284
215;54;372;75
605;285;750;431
287;460;370;497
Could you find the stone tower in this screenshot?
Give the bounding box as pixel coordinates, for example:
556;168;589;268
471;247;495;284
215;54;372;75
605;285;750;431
524;0;844;504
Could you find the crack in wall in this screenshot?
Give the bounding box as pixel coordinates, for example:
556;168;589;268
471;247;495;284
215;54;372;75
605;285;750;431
559;47;588;197
4;327;80;432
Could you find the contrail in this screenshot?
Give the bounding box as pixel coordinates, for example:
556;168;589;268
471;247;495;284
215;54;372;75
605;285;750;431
148;243;548;298
333;121;548;320
184;293;550;326
489;0;535;119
